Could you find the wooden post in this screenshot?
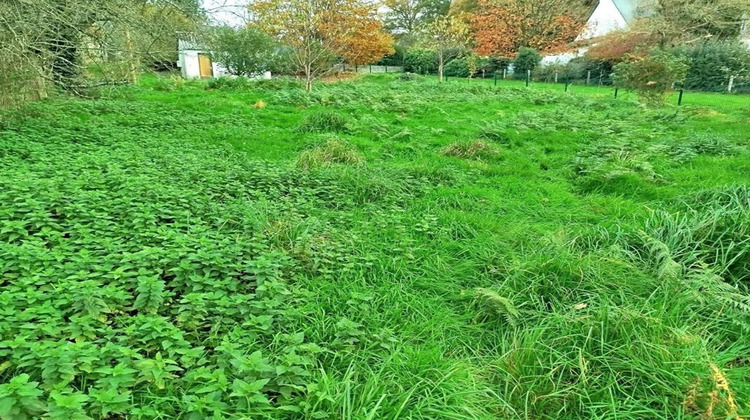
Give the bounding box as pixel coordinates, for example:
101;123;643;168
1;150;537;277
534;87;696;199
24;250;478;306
586;70;591;85
494;71;497;86
526;69;530;87
565;74;569;92
728;75;735;93
555;72;558;83
614;88;618;99
678;89;684;106
503;68;507;79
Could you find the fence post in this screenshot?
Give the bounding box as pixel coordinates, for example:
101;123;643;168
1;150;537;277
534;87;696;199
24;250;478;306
678;89;684;106
614;87;618;99
503;68;507;80
494;71;497;86
526;70;530;87
565;74;569;92
555;72;558;83
369;65;372;74
586;71;591;85
728;75;735;93
385;66;388;73
599;71;603;85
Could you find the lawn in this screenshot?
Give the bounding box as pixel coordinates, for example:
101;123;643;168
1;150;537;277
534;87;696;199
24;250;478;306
0;73;748;419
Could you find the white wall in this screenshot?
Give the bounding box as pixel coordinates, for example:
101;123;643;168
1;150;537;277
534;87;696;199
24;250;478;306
179;50;202;78
578;0;628;41
178;49;230;79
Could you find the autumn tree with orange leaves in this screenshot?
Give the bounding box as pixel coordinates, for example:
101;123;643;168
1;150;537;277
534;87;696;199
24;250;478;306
471;0;585;57
249;0;393;90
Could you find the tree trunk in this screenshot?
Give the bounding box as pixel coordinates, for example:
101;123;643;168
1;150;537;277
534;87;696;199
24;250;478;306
438;51;444;82
124;30;139;85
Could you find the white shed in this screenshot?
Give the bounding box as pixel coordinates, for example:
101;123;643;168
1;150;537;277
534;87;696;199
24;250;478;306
177;34;229;79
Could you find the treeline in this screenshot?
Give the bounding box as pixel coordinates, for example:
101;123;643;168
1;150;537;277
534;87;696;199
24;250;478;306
0;0;203;106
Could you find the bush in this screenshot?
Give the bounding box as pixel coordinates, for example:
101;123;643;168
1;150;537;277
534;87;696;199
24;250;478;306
403;48;437;74
567;56;614;84
209;26;283;77
673;40;750;92
513;48;542;79
614;49;689;104
444;57;471;78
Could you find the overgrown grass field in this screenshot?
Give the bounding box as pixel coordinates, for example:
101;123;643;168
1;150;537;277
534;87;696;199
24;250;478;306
1;74;749;419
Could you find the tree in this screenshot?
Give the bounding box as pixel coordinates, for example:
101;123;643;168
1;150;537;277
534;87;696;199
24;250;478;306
209;26;279;77
613;49;689;104
249;0;393;91
0;0;203;100
512;47;541;78
383;0;451;41
640;0;750;44
470;0;585;57
424;14;471;81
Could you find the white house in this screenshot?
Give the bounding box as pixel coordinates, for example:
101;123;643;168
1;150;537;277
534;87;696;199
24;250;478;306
543;0;750;64
542;0;643;64
177;34;229;79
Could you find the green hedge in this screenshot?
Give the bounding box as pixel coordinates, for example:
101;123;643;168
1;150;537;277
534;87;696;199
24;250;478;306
673;40;750;92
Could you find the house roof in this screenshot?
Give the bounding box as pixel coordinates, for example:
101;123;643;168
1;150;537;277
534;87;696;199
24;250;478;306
611;0;642;24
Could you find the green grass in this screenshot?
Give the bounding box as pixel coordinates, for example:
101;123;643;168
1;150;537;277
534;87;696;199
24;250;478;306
0;73;749;419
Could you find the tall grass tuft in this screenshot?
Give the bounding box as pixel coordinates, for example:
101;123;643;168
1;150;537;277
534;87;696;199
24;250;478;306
297;138;364;170
298;109;351;133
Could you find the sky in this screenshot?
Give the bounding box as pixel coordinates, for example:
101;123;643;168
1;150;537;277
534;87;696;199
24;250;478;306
202;0;249;27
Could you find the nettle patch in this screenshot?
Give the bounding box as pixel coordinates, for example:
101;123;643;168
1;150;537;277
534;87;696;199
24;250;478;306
0;108;401;419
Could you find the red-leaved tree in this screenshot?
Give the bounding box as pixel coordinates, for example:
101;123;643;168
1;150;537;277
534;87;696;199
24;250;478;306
471;0;584;57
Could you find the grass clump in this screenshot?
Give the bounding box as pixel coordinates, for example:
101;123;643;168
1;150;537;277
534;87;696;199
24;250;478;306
297;109;351;133
296;138;364;170
441;139;501;161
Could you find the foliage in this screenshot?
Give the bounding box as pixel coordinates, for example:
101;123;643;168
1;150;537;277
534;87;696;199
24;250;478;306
423;14;472;81
673;40;750;92
512;47;542;78
209;26;282;77
383;0;451;36
0;73;748;419
0;0;203;96
403;48;438;73
585;23;660;63
471;0;585;57
250;0;393;90
614;49;689;104
443;57;471;77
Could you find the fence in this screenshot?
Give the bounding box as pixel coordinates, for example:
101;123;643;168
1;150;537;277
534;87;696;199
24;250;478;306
337;64;404;74
468;69;750;94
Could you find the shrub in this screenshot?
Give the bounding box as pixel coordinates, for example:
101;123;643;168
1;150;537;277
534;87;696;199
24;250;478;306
209;26;283;77
672;40;750;92
296;138;364;169
298;110;351;133
613;49;689;104
566;56;614;84
512;48;541;80
403;48;437;74
444;57;471;78
441;140;501;161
